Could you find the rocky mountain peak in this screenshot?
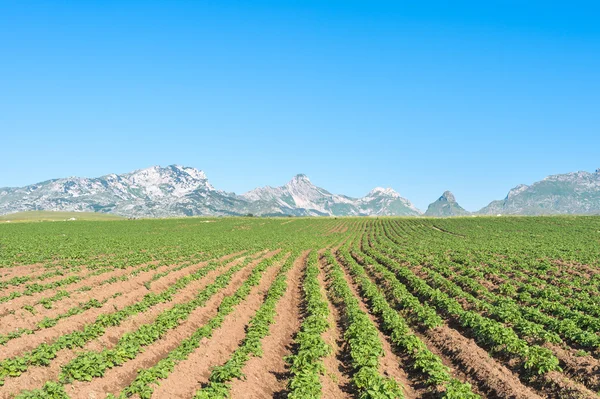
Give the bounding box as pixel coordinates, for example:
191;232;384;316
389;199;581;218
424;190;469;217
368;187;400;198
441;190;456;202
288;174;311;185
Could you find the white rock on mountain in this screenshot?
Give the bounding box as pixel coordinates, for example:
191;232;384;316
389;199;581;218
242;176;421;216
0;166;422;217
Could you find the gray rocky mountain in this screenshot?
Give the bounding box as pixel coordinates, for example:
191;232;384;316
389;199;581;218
0;166;421;217
478;169;600;215
424;191;470;217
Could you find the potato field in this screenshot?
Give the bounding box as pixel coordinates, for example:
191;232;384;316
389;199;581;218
0;216;599;398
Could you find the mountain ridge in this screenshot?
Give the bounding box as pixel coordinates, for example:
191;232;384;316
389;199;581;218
3;166;600;217
478;169;600;215
0;165;421;217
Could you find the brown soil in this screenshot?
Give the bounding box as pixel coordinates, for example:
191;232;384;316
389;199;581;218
0;252;241;325
551;259;599;279
0;251;254;360
0;251;253;335
0;254;199;298
0;262;61;281
228;251;308;399
337;254;425;398
410;330;487;397
0;349;80;399
82;254;262;353
147;254;288;399
65;251;285;399
539;371;599;399
422;325;543;399
544;343;600;391
0;252;272;398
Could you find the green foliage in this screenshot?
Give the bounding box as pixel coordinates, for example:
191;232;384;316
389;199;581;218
285;251;332;399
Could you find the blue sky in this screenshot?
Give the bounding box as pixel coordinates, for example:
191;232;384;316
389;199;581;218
1;1;599;211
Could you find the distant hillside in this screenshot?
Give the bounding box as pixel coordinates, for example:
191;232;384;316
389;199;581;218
478;169;600;215
424;191;470;217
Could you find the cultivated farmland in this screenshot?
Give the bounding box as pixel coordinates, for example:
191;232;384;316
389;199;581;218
0;216;599;398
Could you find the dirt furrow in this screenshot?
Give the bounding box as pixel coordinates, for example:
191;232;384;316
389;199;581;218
540;371;599;399
0;253;262;361
147;255;288;399
544;343;600;390
0;251;249;348
0;251;246;319
421;325;543;399
0;262;62;281
0;349;79;399
0;253;270;398
65;252;284;399
228;250;307;399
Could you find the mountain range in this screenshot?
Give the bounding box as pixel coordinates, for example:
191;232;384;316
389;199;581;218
0;165;420;218
1;165;600;218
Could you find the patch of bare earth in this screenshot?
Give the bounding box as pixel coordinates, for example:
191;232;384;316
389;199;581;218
544;343;600;391
0;262;62;281
419;326;540;399
228;251;308;399
147;254;288;399
538;371;599;399
323;252;422;399
354;251;541;399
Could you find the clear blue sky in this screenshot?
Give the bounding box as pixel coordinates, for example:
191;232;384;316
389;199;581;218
2;1;599;211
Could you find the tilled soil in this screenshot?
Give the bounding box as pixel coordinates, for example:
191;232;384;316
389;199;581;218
0;251;254;360
148;254;289;399
66;252;285;399
0;251;272;398
228;251;308;398
0;251;246;321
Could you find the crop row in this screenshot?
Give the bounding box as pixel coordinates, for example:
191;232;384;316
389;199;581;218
324;250;404;399
284;251;331;399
